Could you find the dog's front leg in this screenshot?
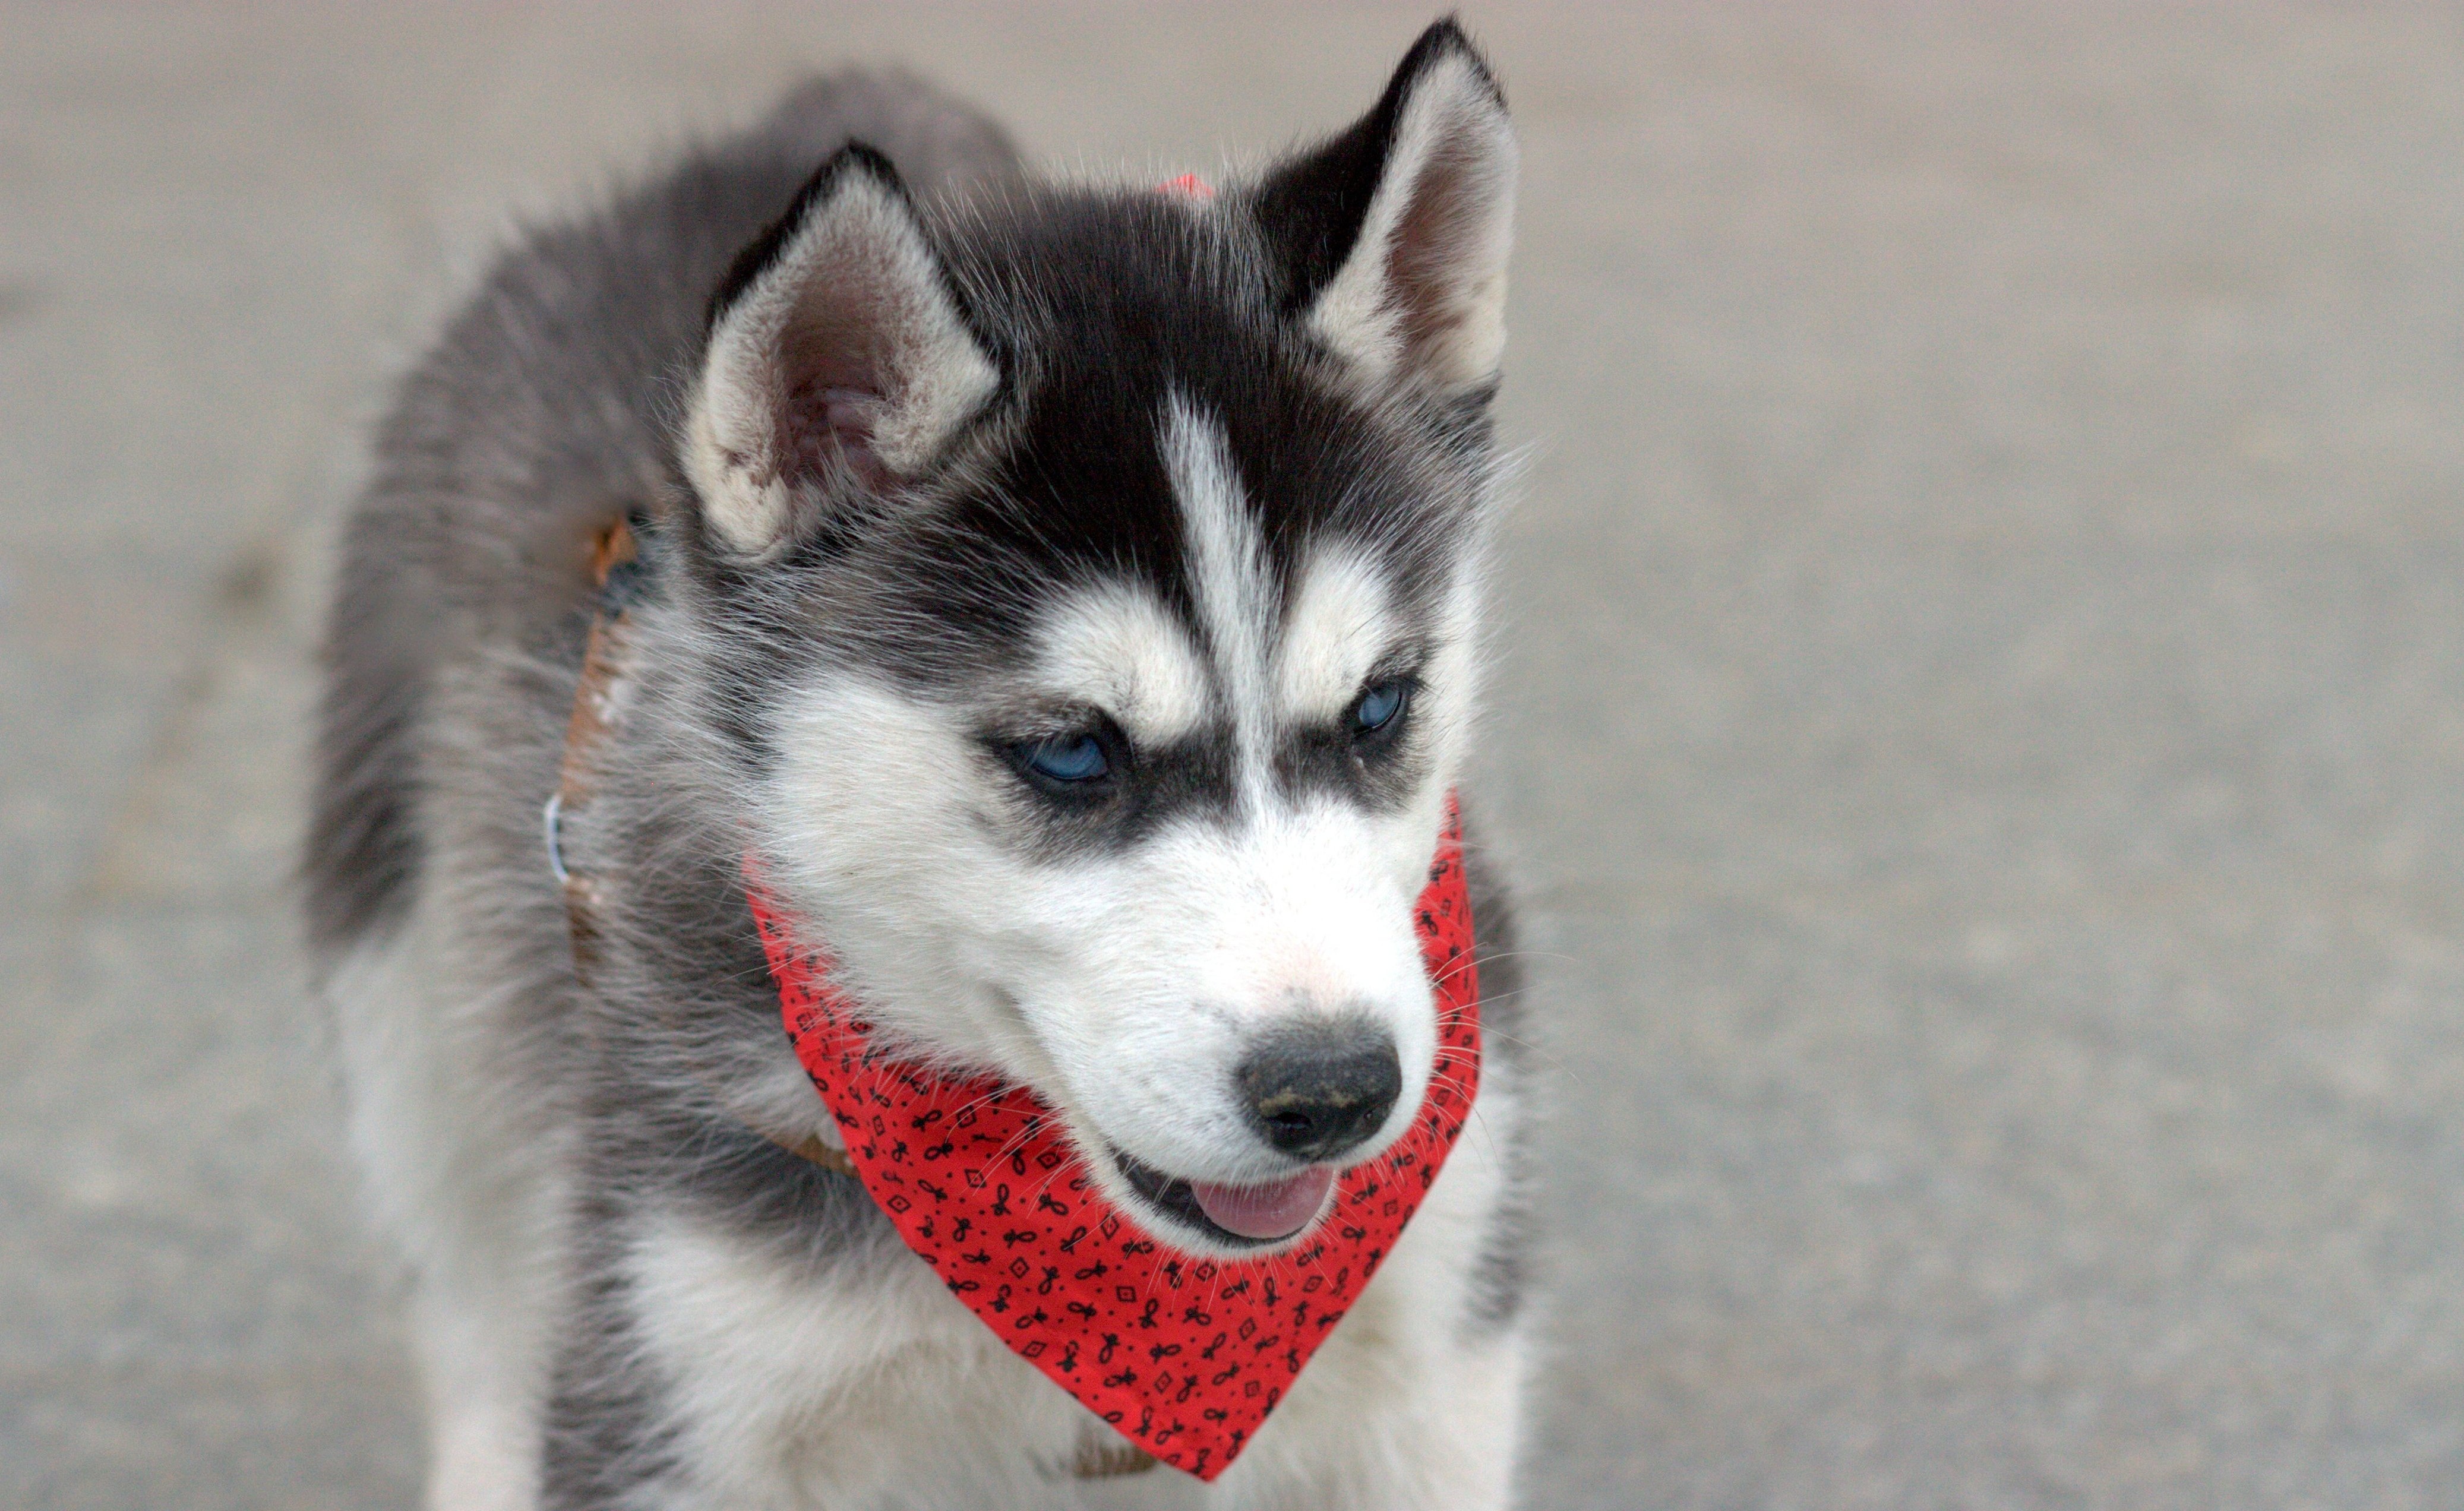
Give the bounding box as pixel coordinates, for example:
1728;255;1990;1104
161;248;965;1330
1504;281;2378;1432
1365;1327;1532;1511
1211;1323;1530;1511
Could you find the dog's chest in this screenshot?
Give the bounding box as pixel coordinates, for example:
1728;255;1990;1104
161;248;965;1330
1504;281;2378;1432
612;1160;1493;1510
623;1205;1165;1506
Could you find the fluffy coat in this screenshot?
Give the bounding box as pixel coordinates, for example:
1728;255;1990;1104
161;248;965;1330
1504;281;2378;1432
308;26;1537;1510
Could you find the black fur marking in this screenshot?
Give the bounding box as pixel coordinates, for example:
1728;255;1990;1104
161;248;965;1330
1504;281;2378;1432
1276;709;1433;815
540;1232;685;1509
987;722;1242;855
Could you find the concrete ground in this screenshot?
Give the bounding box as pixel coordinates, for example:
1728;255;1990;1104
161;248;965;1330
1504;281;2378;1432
5;4;2462;1507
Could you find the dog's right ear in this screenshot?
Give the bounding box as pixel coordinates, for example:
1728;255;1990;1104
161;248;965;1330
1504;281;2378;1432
684;144;997;561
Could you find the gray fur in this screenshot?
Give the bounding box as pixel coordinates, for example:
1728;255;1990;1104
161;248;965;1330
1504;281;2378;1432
1460;825;1536;1337
305;71;1022;952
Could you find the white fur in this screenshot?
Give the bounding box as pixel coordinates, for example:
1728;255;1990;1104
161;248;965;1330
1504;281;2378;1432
1161;392;1276;796
329;896;574;1511
1035;583;1215;746
1276;545;1396;722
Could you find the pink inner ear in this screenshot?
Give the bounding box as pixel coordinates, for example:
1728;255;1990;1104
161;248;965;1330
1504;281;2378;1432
781;380;891;494
1386;139;1491;368
774;264;903;496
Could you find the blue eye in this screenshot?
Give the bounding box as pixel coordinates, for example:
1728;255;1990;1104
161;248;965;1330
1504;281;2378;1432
1021;732;1110;785
1351;681;1407;735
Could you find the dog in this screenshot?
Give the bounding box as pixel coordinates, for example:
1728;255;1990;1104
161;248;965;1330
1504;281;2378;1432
307;20;1536;1508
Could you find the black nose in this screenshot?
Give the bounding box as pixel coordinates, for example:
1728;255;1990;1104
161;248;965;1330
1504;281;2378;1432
1236;1017;1403;1164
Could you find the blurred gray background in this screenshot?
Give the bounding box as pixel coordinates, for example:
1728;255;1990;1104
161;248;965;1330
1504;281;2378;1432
6;4;2463;1507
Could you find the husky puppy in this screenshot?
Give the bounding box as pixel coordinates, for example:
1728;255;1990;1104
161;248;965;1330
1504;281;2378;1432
308;21;1534;1509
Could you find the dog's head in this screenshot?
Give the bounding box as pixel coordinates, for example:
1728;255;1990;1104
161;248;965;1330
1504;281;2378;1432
675;22;1515;1254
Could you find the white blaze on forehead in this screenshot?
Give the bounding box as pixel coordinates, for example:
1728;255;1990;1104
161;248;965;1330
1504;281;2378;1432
1276;543;1395;723
1160;395;1273;792
1031;581;1210;744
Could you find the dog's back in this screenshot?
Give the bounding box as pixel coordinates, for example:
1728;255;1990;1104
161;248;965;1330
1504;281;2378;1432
307;74;1021;957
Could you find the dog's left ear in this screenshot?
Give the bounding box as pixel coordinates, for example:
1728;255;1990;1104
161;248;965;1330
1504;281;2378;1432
1254;19;1518;403
685;143;998;561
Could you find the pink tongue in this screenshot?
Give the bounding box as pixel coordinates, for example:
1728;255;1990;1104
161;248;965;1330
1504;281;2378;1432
1189;1167;1338;1241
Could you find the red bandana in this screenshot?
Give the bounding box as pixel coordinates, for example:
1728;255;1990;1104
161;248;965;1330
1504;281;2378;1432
745;804;1480;1480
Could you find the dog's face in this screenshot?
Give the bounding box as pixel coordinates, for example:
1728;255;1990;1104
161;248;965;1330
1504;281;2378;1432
680;25;1514;1254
